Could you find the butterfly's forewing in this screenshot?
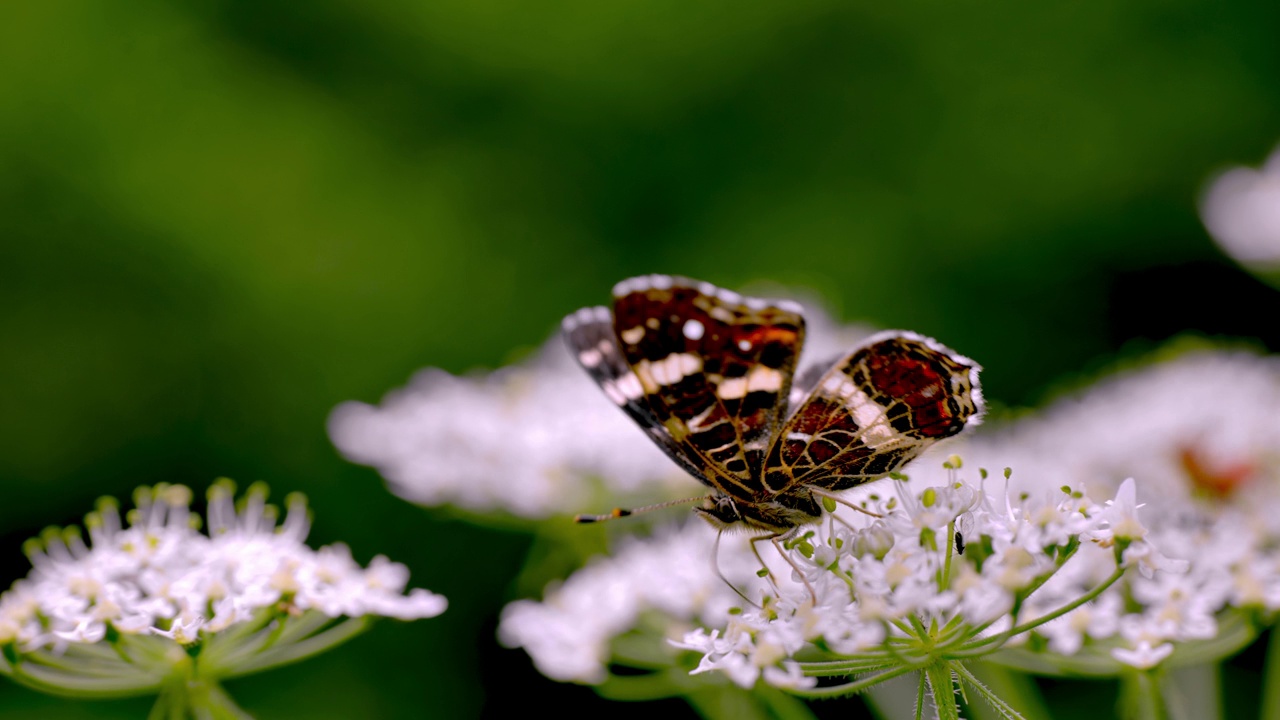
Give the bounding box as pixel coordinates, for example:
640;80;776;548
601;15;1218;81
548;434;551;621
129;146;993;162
762;332;983;495
562;305;707;481
605;275;805;499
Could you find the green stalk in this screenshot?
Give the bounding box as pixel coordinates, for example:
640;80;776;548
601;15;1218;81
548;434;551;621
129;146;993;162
789;664;922;699
925;664;961;720
952;662;1033;720
224;617;369;678
1119;671;1169;720
1261;629;1280;720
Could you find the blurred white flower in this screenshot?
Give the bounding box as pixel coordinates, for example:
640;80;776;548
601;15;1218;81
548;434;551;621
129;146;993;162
497;521;777;684
1201;143;1280;268
0;480;445;712
329;301;873;520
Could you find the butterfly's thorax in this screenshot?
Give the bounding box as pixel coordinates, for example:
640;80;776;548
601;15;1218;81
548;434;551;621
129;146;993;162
695;489;823;533
563;274;985;535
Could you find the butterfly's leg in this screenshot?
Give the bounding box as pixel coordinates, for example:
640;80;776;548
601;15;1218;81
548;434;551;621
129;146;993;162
713;529;760;608
748;533;784;598
809;487;883;519
749;533;818;605
769;535;818;606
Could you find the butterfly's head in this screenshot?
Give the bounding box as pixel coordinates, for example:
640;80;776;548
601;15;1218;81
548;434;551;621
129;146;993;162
693;493;745;530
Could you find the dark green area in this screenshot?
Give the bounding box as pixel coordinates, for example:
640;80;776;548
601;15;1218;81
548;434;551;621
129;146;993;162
2;1;1279;717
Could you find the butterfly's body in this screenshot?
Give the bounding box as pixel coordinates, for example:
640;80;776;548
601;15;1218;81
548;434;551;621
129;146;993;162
564;275;984;536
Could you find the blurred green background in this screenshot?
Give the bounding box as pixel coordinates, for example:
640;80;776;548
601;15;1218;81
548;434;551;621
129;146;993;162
2;1;1279;717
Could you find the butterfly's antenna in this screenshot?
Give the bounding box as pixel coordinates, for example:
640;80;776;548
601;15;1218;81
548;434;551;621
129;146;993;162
573;495;705;524
713;529;759;608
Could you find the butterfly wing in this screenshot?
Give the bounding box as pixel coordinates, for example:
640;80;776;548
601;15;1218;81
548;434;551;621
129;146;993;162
565;275;805;498
562;304;706;480
761;331;984;495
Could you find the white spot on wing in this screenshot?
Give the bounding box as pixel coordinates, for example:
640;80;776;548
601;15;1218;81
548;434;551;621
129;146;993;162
616;374;644;399
746;366;782;393
683;319;705;340
637;353;702;390
849;389;895;447
578;349;602;367
621;326;645;344
718;377;748;399
738;339;752;351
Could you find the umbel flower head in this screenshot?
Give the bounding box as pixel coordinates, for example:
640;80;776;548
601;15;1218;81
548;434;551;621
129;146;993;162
0;480;446;717
502;459;1189;718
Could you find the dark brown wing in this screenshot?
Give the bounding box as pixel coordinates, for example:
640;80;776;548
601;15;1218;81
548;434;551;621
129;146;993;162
566;275;805;499
562;304;706;480
761;331;984;495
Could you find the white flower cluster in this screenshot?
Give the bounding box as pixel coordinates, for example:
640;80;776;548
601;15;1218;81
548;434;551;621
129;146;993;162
498;522;774;684
673;472;1173;687
0;480;445;698
500;466;1175;692
915;348;1280;652
328;303;872;520
1201;142;1280;269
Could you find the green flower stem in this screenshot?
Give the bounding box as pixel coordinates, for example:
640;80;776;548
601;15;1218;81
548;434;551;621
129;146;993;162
796;659;897;677
1164;663;1220;720
942;519;956;592
224;616;370;678
8;659;159;698
953;565;1126;656
207;610;331;671
16;649;155;680
1119;671;1169;720
788;663;922;699
151;674;252;720
915;672;926;720
925;664;961;720
952;662;1033;720
1263;629;1280;720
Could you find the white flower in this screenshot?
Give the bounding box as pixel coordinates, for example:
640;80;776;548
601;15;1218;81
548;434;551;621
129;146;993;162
0;480;446;709
1201;142;1280;268
1111;640;1174;670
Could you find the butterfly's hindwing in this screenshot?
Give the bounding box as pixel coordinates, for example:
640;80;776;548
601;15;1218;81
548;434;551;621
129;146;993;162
762;333;983;495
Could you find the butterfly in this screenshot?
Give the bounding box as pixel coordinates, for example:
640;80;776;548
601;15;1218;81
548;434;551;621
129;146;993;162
563;275;984;537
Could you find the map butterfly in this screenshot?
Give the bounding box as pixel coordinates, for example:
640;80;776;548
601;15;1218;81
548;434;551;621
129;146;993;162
563;275;984;536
